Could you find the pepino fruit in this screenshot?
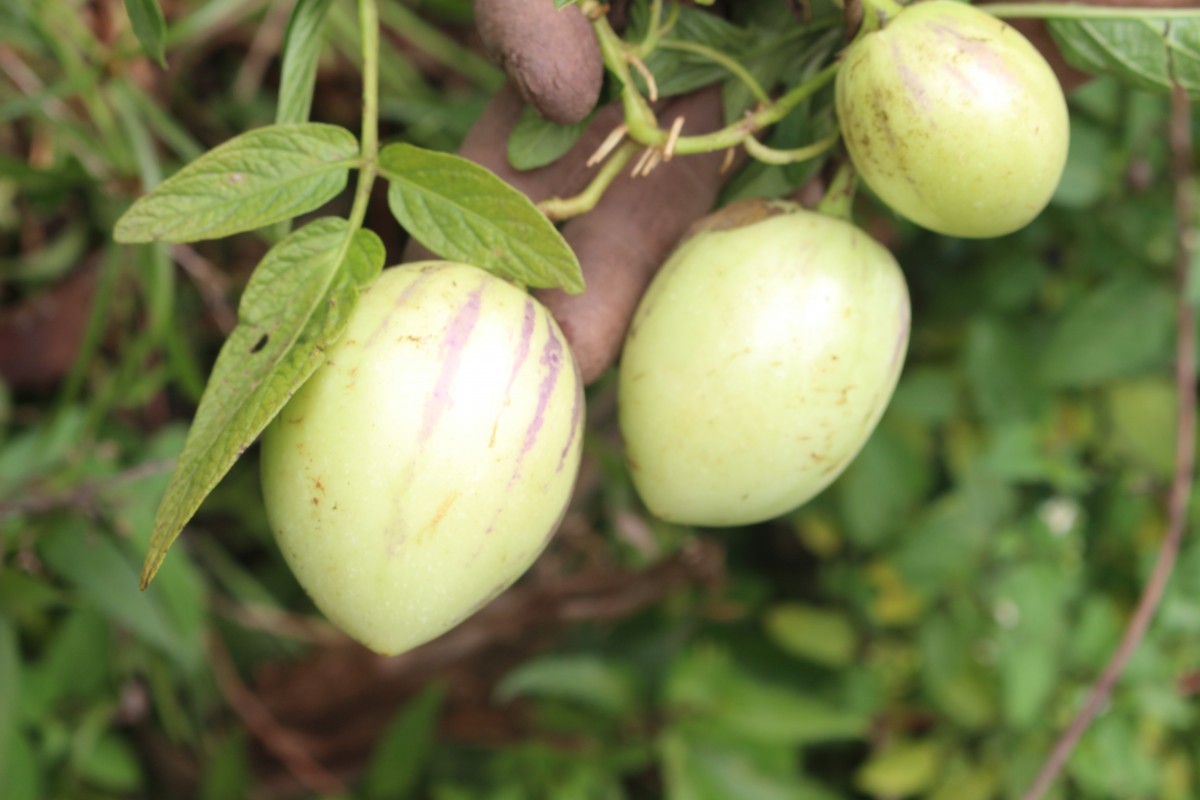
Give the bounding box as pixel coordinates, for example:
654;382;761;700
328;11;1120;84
835;0;1069;238
260;262;584;655
618;201;910;527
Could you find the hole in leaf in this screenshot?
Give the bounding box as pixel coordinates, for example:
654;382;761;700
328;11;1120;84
251;334;269;354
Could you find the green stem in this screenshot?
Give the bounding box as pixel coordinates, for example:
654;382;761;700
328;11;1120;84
538;142;639;221
642;0;664;51
860;0;905;34
669;62;839;155
816;160;857;220
585;1;666;143
349;0;380;233
983;3;1200;19
659;40;770;104
743;131;840;166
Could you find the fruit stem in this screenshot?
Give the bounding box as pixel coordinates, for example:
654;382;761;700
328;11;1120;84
859;0;905;34
672;62;840;155
743;130;839;166
583;2;840;156
539;141;639;221
816;160;857;221
584;1;668;145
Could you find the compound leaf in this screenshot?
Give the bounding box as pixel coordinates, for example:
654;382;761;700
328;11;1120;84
141;218;384;587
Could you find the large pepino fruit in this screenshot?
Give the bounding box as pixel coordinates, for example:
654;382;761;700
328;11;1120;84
261;262;584;655
618;201;910;527
835;0;1069;238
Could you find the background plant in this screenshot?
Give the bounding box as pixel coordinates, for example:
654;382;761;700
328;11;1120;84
1;0;1199;798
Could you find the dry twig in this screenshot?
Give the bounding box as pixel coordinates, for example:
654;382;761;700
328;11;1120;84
1023;82;1196;800
208;633;346;796
0;458;176;523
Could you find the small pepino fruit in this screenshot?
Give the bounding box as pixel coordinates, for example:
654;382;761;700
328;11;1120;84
835;0;1069;238
260;262;584;655
618;201;910;527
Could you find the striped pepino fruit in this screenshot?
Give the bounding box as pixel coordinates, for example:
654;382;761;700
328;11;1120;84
260;262;584;655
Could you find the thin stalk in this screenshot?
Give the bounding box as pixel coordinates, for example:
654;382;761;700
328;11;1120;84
348;0;380;234
638;0;679;55
670;62;839;155
1021;83;1196;800
743;131;839;165
815;159;857;220
860;0;904;33
539;141;640;221
659;40;770;104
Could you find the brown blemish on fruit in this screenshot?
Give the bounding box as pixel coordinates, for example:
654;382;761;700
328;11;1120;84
682;198;795;241
427;492;459;532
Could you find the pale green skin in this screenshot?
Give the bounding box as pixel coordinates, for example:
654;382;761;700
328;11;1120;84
618;207;910;527
836;0;1069;238
261;262;584;655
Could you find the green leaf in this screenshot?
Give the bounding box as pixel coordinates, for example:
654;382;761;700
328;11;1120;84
496;655;639;718
141;219;385;587
662;731;842;800
1051;118;1114;210
633;7;756;98
114;123;359;243
856;740;943;798
918;615;997;729
380;142;584;293
276;0;335;125
76;732;142;792
1039;277;1174;387
763;604;858;668
1069;713;1160;797
362;684;447;800
964;317;1047;423
123;0;166;67
507;108;588;171
666;648;868;746
0;617;18;780
1103;378;1178;479
1048;18;1200;99
836;422;932;548
200;733;251;800
2;731;41;800
24;608;112;716
40;523;197;670
928;760;999;800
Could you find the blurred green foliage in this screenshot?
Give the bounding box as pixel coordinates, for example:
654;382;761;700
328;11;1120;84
2;1;1199;799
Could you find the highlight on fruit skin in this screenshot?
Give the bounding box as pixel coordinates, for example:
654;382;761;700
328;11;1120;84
260;262;584;655
617;200;911;527
835;0;1070;238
